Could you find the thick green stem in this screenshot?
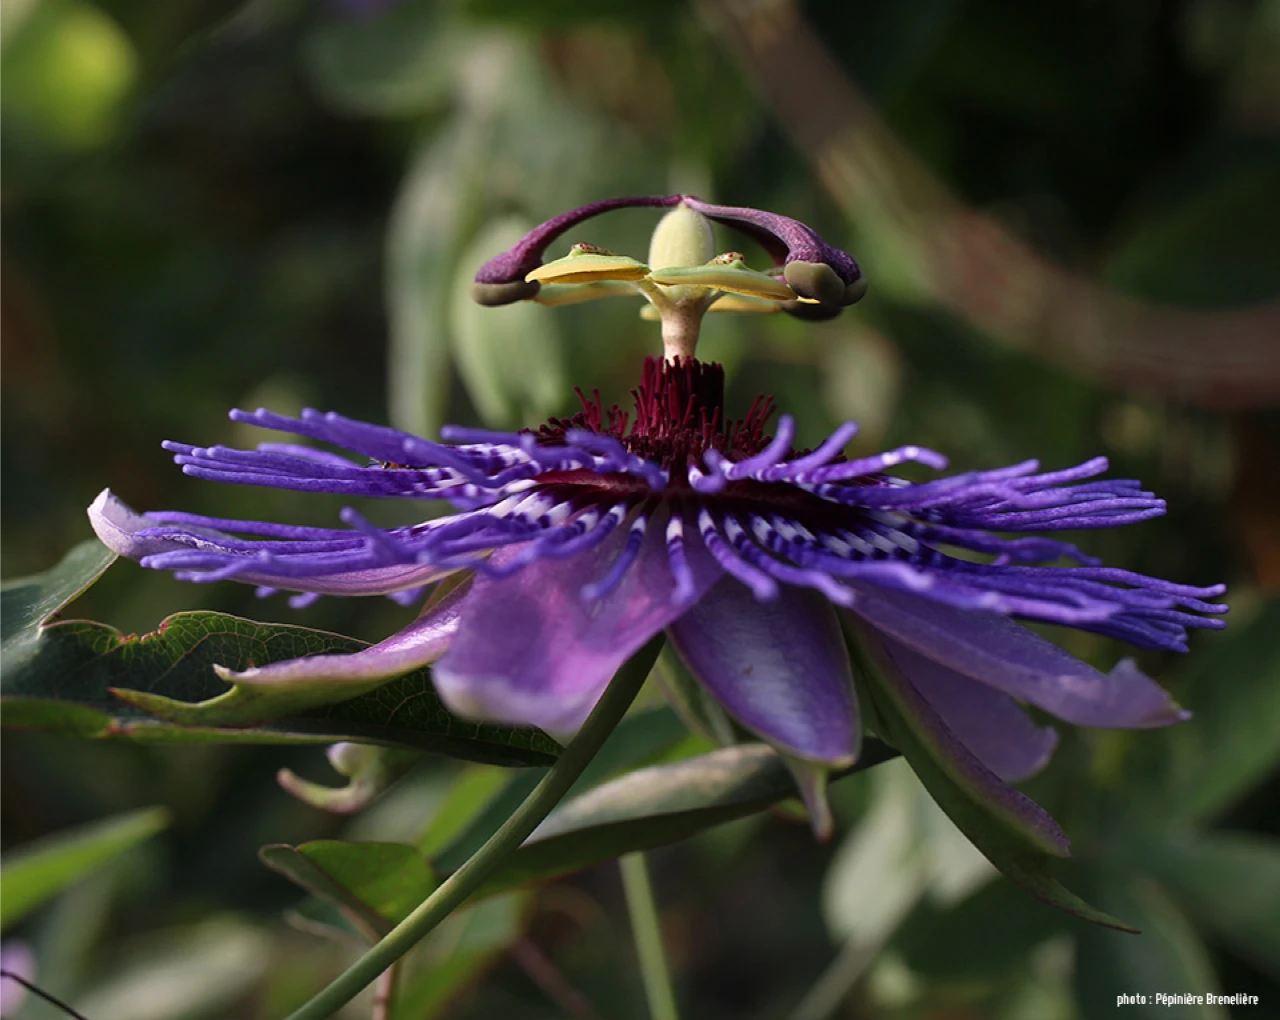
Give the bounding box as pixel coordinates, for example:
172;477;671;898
285;637;665;1020
620;852;680;1020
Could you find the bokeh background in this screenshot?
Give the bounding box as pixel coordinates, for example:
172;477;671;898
3;0;1279;1017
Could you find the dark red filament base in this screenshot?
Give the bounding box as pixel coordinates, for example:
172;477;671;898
532;357;861;526
536;357;776;470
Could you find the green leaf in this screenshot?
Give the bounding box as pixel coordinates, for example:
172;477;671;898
416;765;509;858
1135;598;1280;825
432;705;705;870
260;841;436;940
0;806;168;931
450;218;567;428
1073;871;1227;1019
285;895;365;944
853;628;1134;931
1132;832;1280;979
1;538;116;670
1;609;560;766
471;742;897;899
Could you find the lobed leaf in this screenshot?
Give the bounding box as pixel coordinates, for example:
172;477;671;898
1;538;116;669
2;608;560;767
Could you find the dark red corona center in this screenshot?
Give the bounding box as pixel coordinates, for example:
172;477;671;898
535;356;775;469
528;357;858;525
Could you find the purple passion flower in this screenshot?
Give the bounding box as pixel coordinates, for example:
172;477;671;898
89;356;1226;836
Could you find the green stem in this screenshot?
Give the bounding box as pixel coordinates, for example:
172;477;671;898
620;852;680;1020
285;637;665;1020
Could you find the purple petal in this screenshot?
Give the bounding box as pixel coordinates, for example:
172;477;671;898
89;490;452;596
666;580;859;765
434;511;722;735
856;622;1071;857
881;637;1057;782
849;583;1188;728
215;581;466;688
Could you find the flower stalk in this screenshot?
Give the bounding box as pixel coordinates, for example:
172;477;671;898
620;852;680;1020
284;637;666;1020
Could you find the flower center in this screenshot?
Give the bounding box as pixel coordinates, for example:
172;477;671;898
535;356;775;478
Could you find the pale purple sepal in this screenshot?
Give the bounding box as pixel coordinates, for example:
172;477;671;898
850;583;1188;729
0;941;35;1014
215;582;466;687
883;637;1058;782
861;626;1071;857
89;490;451;597
667;579;860;765
433;512;722;735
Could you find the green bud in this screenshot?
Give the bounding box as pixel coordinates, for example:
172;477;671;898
648;202;715;271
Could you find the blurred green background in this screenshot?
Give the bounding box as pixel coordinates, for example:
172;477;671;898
2;0;1278;1017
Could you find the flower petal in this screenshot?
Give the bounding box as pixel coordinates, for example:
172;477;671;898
667;579;860;765
216;580;466;689
880;637;1057;782
853;620;1070;857
434;511;722;735
849;583;1188;728
89;489;451;596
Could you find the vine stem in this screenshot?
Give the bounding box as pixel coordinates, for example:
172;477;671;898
620;852;680;1020
285;637;665;1020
